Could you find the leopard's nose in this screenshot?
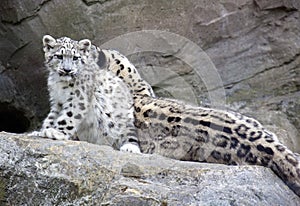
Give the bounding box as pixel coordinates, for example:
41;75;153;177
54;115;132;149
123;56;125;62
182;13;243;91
63;68;72;73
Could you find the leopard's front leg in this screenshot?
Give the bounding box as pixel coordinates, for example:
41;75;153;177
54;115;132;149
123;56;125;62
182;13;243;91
29;104;67;140
51;99;89;140
119;122;141;153
30;98;88;141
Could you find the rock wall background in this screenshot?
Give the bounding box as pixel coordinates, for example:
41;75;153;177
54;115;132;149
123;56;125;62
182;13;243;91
0;0;300;204
0;0;299;151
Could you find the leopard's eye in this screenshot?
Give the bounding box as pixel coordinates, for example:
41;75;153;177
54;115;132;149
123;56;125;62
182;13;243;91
55;55;63;60
73;56;79;61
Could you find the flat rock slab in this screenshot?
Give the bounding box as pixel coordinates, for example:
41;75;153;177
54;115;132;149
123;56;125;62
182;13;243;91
0;132;299;205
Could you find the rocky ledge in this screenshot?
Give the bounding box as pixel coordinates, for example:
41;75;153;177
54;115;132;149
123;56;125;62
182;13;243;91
0;132;299;205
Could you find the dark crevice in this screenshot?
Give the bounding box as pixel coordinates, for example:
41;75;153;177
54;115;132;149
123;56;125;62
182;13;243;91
6;42;31;67
0;103;30;133
253;0;299;12
81;0;112;6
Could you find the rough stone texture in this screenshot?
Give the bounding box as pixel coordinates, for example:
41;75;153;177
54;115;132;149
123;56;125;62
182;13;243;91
254;0;300;10
0;132;299;205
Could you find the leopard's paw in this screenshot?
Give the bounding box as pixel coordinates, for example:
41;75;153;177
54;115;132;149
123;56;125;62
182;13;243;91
120;143;141;153
29;128;68;140
28;131;43;137
44;128;68;140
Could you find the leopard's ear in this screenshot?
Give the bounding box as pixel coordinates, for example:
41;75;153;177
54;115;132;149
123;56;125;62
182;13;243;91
43;35;56;51
78;39;91;53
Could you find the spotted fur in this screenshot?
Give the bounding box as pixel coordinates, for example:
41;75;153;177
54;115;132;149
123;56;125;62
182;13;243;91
95;41;300;197
100;49;155;97
30;35;142;152
31;35;300;197
132;94;300;196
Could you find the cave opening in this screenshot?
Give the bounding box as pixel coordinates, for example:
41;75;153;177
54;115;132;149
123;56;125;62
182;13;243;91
0;103;30;133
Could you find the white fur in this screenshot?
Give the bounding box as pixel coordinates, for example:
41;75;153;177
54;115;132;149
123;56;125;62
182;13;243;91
120;143;141;153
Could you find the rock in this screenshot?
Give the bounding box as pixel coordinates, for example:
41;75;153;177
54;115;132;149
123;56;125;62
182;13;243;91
0;132;299;205
254;0;300;10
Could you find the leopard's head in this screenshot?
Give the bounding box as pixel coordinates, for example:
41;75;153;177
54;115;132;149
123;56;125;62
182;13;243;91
42;35;92;80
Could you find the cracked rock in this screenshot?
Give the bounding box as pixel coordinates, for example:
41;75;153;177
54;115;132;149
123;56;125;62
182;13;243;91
0;132;299;205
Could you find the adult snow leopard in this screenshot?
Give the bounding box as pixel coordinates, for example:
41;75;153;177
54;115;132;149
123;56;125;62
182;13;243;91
31;35;300;197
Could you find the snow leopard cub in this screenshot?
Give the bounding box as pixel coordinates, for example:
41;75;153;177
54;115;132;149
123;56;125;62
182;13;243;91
30;35;140;153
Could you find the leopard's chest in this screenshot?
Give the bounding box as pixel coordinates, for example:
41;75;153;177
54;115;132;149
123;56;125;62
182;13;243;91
48;81;71;104
48;72;95;105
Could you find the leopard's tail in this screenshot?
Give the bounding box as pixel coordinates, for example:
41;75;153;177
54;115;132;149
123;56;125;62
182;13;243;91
268;141;300;196
195;112;300;197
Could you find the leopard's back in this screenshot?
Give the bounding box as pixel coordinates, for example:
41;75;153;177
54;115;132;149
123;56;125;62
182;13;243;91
101;49;155;97
133;94;300;196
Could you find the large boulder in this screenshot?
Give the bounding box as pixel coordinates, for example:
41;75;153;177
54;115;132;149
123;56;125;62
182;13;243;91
0;132;299;205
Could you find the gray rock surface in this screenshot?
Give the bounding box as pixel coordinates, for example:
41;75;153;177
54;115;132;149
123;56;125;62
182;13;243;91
0;132;299;205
